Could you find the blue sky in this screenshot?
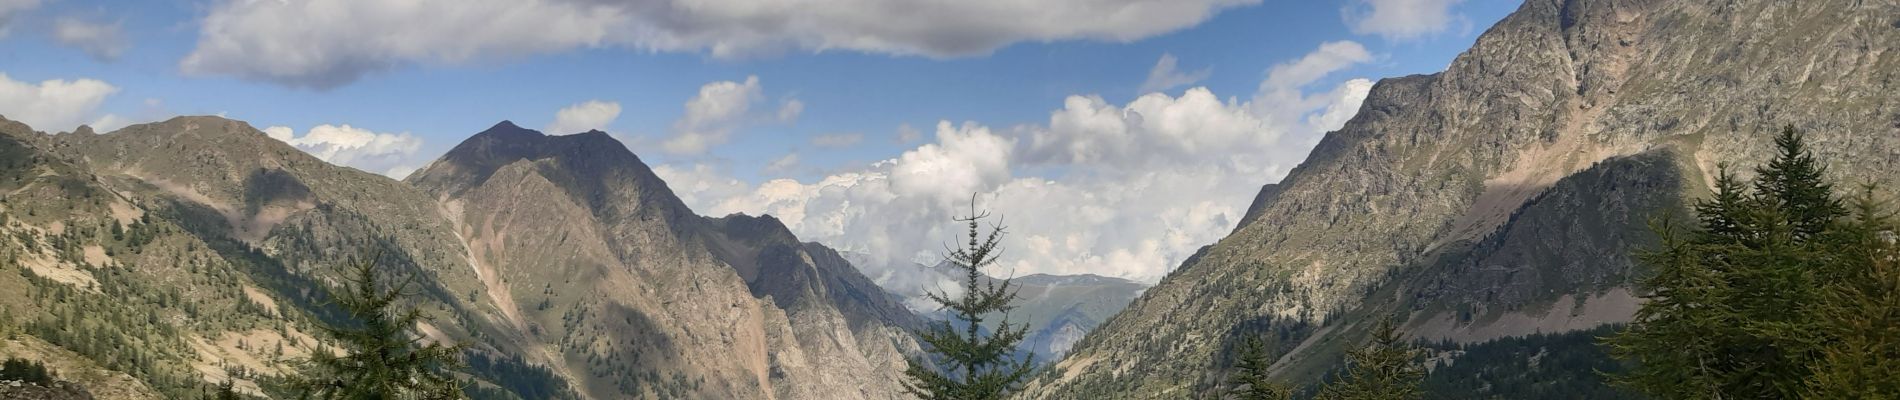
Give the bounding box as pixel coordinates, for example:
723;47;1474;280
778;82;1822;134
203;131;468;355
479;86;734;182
0;0;1521;282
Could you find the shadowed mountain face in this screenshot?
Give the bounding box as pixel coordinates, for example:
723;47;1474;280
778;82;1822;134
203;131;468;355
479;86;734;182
1026;0;1900;398
0;115;925;399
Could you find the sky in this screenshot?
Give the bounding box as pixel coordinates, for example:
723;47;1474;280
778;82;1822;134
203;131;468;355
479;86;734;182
0;0;1520;283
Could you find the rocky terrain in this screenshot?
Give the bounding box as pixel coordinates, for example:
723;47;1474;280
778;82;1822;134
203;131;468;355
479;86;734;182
1023;0;1900;397
0;116;926;399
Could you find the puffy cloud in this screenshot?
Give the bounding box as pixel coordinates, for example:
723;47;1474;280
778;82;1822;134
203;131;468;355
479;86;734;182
1308;78;1376;132
179;0;1259;88
889;122;1015;207
181;0;620;89
53;17;127;62
1252;41;1372;128
811;132;863;148
544;100;621;135
652;163;754;211
657;42;1377;283
1022;88;1273;173
0;72;119;132
1137;53;1210;94
664;76;799;155
1344;0;1466;41
0;0;38;37
263;124;425;178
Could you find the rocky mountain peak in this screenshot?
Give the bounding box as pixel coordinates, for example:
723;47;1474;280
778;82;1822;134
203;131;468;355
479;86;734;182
408;121;692;225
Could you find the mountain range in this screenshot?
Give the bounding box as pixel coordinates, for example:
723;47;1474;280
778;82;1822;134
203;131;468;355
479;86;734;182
3;0;1898;398
1;116;938;399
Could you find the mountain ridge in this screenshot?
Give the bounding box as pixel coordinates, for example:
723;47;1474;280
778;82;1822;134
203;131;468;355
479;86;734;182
1024;0;1900;397
0;113;931;399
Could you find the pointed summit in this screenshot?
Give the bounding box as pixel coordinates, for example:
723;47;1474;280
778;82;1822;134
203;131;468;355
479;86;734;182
408;120;693;226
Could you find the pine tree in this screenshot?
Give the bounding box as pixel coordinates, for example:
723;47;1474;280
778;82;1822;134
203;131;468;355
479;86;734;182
1754;126;1845;241
1230;337;1291;400
1611;127;1864;399
1805;185;1900;398
1695;166;1757;245
1316;320;1423;400
293;254;465;400
1604;216;1735;398
902;197;1035;400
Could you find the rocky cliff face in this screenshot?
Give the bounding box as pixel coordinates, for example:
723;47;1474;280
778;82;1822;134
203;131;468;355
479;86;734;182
0;116;923;399
1024;0;1900;397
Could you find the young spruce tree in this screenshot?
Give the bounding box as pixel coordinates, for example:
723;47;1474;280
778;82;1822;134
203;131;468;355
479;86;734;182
1316;319;1424;400
293;254;465;400
902;197;1035;400
1230;337;1292;400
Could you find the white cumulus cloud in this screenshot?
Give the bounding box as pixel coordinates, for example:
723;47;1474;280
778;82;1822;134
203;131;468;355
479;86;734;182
1344;0;1466;41
655;41;1378;283
179;0;1260;88
545;100;621;135
664;76;800;155
263;124;426;178
1137;53;1211;94
0;72;120;132
53;17;128;61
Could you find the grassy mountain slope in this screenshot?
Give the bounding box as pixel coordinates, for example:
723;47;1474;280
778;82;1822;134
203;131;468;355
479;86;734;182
1;116;927;399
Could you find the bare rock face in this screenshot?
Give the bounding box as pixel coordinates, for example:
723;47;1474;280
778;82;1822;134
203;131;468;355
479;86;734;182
1025;0;1900;397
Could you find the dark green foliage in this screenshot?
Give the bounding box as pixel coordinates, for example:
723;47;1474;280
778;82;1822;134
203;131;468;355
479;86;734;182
1316;320;1424;400
462;352;578;400
1753;126;1846;241
292;255;465;400
1229;338;1291;400
0;357;53;385
903;200;1036;400
1610;127;1900;399
1804;186;1900;397
1421;326;1638;399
